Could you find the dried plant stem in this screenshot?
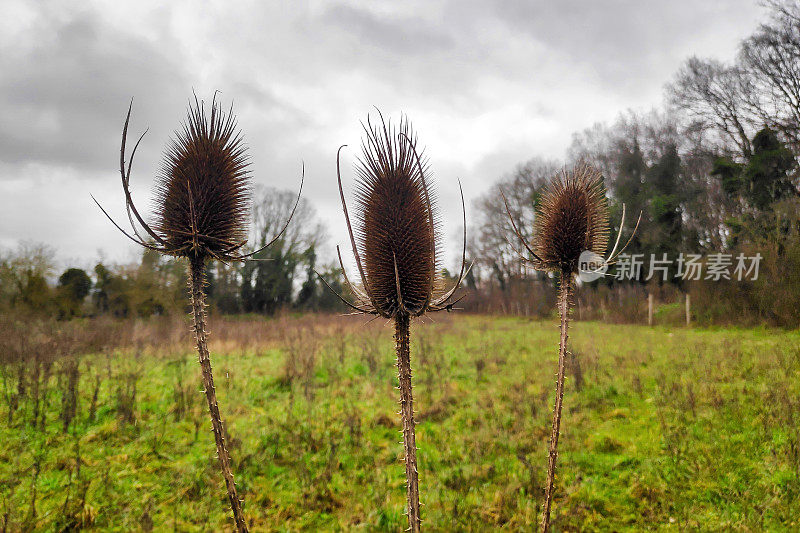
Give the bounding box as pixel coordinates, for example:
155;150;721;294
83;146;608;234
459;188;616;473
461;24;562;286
395;313;421;532
189;258;249;533
541;269;573;533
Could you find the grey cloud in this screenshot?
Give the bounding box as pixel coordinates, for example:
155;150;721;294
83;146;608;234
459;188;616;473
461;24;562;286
322;4;455;56
0;7;188;173
0;0;764;263
485;0;765;92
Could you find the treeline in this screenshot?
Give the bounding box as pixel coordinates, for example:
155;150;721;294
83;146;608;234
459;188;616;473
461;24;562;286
464;0;800;326
0;188;348;319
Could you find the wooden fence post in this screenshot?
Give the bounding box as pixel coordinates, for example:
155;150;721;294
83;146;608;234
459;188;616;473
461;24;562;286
685;293;691;326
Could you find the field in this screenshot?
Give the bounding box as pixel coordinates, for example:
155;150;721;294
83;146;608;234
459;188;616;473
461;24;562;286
1;314;799;531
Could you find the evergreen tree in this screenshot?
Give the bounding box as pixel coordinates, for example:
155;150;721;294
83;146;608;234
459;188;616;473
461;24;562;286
712;127;797;211
646;144;683;258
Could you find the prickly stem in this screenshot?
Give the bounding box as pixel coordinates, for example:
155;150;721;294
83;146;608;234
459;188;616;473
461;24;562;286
541;268;572;533
189;257;249;533
395;313;421;533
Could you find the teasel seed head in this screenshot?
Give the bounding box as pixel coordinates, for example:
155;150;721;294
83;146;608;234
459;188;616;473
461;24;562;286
533;163;609;273
323;111;471;318
356;114;440;317
152;95;251;261
94;93;302;266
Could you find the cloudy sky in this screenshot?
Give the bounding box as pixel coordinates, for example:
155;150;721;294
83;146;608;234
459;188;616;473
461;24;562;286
0;0;765;270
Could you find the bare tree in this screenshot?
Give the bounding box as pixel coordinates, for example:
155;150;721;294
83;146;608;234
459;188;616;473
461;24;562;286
679;131;735;251
740;3;800;148
763;0;800;25
250;186;324;254
471;158;558;288
668;2;800;157
0;242;57;311
570;110;682;168
667;57;756;158
241;187;326;313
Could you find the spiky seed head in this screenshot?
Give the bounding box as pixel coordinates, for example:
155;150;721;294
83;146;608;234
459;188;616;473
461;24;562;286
152;95;250;261
354;113;441;318
533;163;609;274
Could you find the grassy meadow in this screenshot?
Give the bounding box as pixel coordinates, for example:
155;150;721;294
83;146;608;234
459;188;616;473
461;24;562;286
1;314;799;531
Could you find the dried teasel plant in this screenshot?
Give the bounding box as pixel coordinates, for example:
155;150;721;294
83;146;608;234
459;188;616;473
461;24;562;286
503;162;639;532
319;111;470;532
94;94;301;532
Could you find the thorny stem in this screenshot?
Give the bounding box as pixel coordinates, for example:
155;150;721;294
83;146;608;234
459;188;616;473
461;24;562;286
189;257;249;533
395;313;421;532
541;269;573;533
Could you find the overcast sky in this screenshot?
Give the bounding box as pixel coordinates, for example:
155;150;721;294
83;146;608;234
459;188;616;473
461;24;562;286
0;0;766;271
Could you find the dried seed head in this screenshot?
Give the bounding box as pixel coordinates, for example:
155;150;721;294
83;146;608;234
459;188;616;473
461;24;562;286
152;95;250;261
353;113;441;317
534;163;609;273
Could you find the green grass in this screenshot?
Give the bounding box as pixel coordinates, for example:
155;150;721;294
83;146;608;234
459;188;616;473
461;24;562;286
2;316;800;531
